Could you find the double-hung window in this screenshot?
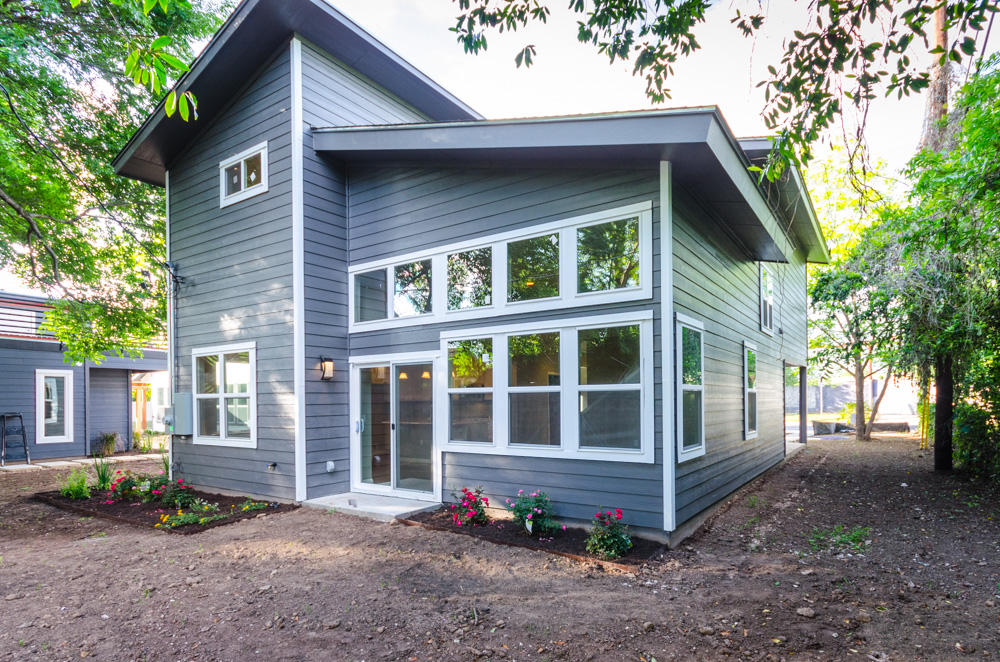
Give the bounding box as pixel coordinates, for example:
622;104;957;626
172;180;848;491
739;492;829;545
676;314;705;461
508;332;561;446
744;342;758;439
35;369;74;443
192;343;256;447
447;338;494;443
219;142;268;208
760;263;774;334
578;324;641;450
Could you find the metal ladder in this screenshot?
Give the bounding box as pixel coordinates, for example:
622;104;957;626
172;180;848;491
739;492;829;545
1;413;30;467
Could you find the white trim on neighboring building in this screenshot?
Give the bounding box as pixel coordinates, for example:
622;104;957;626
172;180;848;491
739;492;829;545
290;37;307;502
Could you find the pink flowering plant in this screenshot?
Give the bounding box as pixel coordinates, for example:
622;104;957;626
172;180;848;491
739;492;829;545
449;486;490;527
506;489;560;536
585;507;633;560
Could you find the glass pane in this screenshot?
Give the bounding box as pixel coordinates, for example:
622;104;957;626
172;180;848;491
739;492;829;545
396;363;433;492
359;367;391;486
355;269;387;322
746;348;757;389
509;392;560;446
226;397;251;438
244;153;262;188
448;247;492;310
681;327;702;386
682;390;702;450
579;390;640;449
196;355;218;394
394;260;432;317
507;233;559;302
224;352;251;394
448;339;493;388
579;325;640;385
198;398;220;437
509;332;560;387
450;393;493;443
577;217;640;293
224;163;241;196
43;376;66;437
748;391;758;433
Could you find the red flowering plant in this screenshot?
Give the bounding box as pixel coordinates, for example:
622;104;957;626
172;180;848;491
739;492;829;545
585;507;633;560
505;489;562;536
449;486;490;527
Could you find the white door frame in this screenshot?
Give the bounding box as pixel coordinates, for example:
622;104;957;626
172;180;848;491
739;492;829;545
349;351;443;502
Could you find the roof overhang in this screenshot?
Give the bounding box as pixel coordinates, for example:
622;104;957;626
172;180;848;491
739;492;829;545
113;0;482;187
739;138;830;264
314;108;800;263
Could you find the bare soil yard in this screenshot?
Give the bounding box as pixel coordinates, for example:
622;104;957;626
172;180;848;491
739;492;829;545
1;433;998;661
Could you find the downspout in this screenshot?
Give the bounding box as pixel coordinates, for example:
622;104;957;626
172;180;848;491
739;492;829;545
165;170;175;480
83;360;90;456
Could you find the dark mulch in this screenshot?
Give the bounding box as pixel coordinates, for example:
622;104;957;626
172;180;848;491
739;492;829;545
35;490;297;535
404;508;664;572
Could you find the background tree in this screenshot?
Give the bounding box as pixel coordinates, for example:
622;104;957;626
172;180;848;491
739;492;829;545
0;0;227;363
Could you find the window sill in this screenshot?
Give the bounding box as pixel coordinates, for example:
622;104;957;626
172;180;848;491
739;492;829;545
444;443;654;464
677;445;706;463
220;184;268;209
36;438;73;444
192;436;257;449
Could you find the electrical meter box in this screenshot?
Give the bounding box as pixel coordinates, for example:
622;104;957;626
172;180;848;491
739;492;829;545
165;392;193;436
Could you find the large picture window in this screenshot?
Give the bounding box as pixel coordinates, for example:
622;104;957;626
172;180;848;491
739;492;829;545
35;369;74;443
219;142;268;208
744;342;758;440
349;203;653;331
676;314;705;462
192;343;256;447
440;311;653;463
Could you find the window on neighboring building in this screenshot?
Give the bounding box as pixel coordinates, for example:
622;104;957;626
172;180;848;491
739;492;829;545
35;370;74;443
577;217;640;294
676;314;705;461
508;332;561;445
447;247;492;310
507;233;560;302
760;263;774;334
193;343;256;447
744;342;758;439
393;260;432;317
219;142;268;207
578;324;641;450
447;338;493;443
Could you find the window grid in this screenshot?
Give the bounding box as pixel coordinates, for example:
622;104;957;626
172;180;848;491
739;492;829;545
675;314;705;462
192;344;257;448
219;142;268;208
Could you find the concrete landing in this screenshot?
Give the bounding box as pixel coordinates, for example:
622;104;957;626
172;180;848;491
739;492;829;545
0;463;42;472
302;492;440;522
36;461;84;468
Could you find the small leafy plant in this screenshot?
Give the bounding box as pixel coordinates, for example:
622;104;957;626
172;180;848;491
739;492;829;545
160;451;170;476
155;505;228;529
59;468;91;500
809;525;872;551
95;431;120;457
90;454;117;491
506;489;560;536
585;508;633;560
236;499;272;512
449;486;490;527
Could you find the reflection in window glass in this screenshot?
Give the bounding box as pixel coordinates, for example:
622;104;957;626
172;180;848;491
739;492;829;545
509;333;560;386
682;327;702;385
509;332;560;446
394;260;432;317
746;348;757;390
450;394;493;443
577;217;640;293
448;338;493;444
747;391;757;433
198;398;220;437
355;269;387;322
224;352;251;394
448;247;492;310
682;390;703;450
226;398;251;438
196;355;218;394
579;325;640;385
448;339;493;388
243;153;262;188
224;163;241;197
508;234;559;302
43;376;66;437
580;390;640;450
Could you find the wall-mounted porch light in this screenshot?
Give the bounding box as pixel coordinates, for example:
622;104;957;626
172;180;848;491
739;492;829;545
320;356;335;380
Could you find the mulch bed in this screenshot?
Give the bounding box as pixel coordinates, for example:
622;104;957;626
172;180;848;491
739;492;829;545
35;490;297;535
403;509;664;572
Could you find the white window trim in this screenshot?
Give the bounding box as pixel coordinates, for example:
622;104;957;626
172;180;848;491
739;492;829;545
760;262;774;336
437;310;654;463
675;312;705;463
35;369;74;444
191;341;257;448
219;141;269;208
744;341;759;440
348;202;654;332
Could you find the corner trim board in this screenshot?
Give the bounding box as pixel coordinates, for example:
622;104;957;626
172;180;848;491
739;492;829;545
291;37;307;502
660;161;676;532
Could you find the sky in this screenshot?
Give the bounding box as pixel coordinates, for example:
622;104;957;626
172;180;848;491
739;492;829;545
1;0;994;295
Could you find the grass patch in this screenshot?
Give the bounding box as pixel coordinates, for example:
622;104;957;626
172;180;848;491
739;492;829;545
808;525;871;551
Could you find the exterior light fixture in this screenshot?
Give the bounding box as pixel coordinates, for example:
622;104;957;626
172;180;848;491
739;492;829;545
320;356;335;380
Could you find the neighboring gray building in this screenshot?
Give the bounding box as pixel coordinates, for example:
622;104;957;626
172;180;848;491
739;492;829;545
112;0;828;542
0;292;167;461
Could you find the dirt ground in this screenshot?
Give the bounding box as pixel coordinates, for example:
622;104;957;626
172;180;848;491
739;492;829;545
1;433;998;661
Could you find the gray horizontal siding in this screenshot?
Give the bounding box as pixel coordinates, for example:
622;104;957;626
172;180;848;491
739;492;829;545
88;368;130;449
348;166;664;529
168;44;296;501
300;42;429;499
671;184;807;526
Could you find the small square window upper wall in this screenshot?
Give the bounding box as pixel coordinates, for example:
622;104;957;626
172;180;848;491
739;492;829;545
219;142;269;208
35;369;74;443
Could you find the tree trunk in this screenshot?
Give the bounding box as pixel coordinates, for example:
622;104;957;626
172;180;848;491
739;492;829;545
920;5;950;151
864;366;893;440
854;358;866;441
934;353;954;472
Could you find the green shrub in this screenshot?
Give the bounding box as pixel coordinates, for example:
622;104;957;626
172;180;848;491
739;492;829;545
95;431;119;457
91;454;117;491
505;489;561;536
585;508;633;560
954;403;1000;481
157;478;200;508
59;468;91;500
